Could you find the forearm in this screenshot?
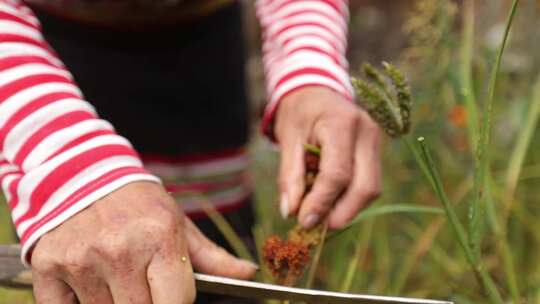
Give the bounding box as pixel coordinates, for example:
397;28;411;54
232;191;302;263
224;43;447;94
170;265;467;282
255;0;353;139
0;0;158;266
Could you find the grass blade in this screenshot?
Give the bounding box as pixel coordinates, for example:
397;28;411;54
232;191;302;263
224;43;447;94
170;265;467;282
469;0;520;256
490;73;540;304
192;194;256;263
304;221;328;289
340;219;374;292
328;203;443;239
505;74;540;195
460;0;479;150
416;137;504;304
405;137;435;188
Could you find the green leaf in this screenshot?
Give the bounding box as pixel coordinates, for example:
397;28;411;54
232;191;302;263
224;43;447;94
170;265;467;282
328;203;444;239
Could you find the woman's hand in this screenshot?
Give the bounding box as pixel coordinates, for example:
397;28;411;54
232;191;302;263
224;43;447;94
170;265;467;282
275;86;382;230
31;181;257;304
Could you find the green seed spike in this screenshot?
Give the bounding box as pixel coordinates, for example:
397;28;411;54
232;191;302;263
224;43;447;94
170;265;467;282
382;61;410;102
351;77;399;137
363;63;388;91
352;62;412;138
363;63;398;111
383;61;412;134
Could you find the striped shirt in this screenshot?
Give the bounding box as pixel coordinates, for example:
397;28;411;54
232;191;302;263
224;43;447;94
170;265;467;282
0;0;352;265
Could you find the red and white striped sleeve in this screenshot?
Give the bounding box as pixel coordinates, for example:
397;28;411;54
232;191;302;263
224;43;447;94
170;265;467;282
256;0;354;140
0;0;160;266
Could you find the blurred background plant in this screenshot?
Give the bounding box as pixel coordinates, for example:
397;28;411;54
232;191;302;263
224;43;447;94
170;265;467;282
3;0;540;303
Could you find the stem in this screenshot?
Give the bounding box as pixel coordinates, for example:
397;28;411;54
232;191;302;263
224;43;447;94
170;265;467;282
304;221;328;289
253;225;275;283
404;137;434;188
416;137;504;304
492;73;540;304
372;220;390;293
193;193;255;263
485;177;520;303
340;219;374;292
392;218;443;294
460;0;479;150
304;143;321;156
505;74;540;196
469;0;520;257
417;138;475;269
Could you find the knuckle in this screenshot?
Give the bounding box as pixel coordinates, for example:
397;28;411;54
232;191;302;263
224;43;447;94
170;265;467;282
343;110;361;125
330;218;348;229
365;181;382;200
309;201;332;214
63;244;92;273
94;233;130;262
320;167;352;188
32;251;60;275
146;212;177;237
331;108;360;128
367;186;382;201
320;115;355;133
138;218;178;252
357;183;381;202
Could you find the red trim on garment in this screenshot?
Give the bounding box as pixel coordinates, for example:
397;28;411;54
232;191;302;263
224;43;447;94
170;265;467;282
141;146;246;165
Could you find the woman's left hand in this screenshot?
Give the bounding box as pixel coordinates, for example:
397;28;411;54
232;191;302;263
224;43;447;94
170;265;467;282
274;86;382;229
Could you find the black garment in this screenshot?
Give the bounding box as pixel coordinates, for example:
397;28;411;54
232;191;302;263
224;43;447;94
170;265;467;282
35;3;250;156
35;4;256;303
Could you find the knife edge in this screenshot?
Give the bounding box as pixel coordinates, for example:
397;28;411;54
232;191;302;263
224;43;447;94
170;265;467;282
194;273;453;304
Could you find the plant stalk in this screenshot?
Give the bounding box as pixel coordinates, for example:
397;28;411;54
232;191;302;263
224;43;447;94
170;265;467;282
460;0;479;150
304;221;329;289
469;0;520;257
505;73;540;197
193;193;256;263
417;137;503;304
340;219;374;292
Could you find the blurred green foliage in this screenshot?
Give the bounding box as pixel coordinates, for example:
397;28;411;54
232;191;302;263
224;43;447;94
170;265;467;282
3;0;540;303
254;0;540;303
0;200;34;303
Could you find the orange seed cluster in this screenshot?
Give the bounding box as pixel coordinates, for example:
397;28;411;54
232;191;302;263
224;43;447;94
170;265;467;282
262;235;310;286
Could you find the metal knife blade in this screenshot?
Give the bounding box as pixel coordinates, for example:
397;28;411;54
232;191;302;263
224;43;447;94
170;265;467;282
195;273;453;304
0;245;452;303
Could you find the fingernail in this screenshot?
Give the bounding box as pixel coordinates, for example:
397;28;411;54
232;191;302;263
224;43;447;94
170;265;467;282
302;214;320;229
280;193;289;219
248;262;260;270
241;261;259;272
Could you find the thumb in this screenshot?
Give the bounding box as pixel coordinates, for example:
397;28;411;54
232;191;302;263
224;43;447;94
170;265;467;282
184;218;258;280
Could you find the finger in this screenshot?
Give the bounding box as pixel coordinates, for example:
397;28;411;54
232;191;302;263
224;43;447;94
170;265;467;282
329;115;382;229
63;265;113;304
147;239;195;304
33;273;76;304
278;132;306;219
68;279;113;304
298;115;357;228
185;218;257;280
105;263;152;304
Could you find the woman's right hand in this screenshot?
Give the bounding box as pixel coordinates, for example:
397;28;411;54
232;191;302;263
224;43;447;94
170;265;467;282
31;181;257;304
